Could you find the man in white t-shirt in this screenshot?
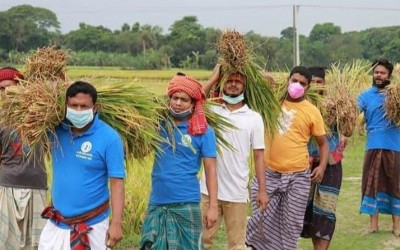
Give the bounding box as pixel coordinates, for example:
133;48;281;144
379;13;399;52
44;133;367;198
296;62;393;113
200;65;268;250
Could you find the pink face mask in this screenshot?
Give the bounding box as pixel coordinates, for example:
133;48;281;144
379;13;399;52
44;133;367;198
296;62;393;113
288;82;305;99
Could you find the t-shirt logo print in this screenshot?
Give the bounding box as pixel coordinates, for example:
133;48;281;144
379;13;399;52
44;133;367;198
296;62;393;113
81;141;92;153
181;134;192;147
278;107;297;135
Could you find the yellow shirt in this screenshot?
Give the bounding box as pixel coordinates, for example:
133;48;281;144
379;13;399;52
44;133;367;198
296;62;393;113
265;99;325;173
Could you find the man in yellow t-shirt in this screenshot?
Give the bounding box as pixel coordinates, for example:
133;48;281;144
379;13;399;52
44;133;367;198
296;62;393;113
246;66;329;250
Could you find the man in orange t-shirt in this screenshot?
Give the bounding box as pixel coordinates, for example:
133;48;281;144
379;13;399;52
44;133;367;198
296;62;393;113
246;66;329;250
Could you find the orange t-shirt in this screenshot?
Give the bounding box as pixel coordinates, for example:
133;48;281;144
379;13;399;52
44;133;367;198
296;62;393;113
265;99;325;173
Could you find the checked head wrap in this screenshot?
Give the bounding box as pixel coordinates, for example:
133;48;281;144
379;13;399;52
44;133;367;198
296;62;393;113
0;67;24;82
167;73;208;135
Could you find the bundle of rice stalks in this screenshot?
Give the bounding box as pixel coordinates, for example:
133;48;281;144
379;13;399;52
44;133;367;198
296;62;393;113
95;82;166;159
392;63;400;84
216;30;282;133
384;83;400;126
24;46;68;81
322;61;365;136
321;91;358;136
325;60;371;95
0;79;67;149
0;76;168;160
217;29;247;73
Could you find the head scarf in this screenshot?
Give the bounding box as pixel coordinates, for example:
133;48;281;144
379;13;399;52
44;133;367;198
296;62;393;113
167;74;207;135
209;72;246;100
0;68;24;82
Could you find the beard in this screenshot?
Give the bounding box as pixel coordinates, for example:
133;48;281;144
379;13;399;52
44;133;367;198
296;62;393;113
373;79;391;89
223;90;241;98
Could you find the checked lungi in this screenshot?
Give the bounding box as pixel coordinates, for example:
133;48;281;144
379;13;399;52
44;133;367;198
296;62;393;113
140;202;202;250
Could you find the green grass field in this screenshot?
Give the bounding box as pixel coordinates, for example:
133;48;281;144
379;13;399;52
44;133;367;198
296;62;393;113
57;67;400;249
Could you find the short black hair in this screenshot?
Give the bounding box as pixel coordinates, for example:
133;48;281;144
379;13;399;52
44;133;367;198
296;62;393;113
290;66;312;84
372;59;394;77
66;81;97;104
307;66;326;80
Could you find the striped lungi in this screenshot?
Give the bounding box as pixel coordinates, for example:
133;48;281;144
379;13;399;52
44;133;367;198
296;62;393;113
246;168;311;250
140;202;202;250
0;186;47;249
360;149;400;215
301;161;342;241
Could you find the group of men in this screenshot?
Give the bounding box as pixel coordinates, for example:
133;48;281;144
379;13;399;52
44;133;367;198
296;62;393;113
0;58;399;250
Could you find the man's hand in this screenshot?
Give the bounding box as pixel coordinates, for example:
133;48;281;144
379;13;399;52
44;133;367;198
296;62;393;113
311;165;325;184
203;206;218;229
209;64;221;85
256;191;268;212
339;136;348;149
105;221;123;248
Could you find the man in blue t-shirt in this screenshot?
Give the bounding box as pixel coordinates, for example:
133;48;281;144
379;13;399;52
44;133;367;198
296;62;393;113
358;59;400;236
140;73;218;250
301;66;350;250
39;81;125;249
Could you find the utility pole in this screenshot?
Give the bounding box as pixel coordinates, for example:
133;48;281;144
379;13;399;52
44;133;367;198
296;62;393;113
293;4;300;66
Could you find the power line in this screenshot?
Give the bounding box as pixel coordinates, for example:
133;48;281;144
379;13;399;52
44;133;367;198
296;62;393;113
300;4;400;12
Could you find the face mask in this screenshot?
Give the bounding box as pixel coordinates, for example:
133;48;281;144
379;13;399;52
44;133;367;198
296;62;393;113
169;105;192;120
66;107;94;129
222;93;244;104
288;82;305;99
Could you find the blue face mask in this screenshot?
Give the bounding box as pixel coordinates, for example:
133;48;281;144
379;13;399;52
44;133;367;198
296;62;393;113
66;107;94;129
169;105;192;120
222;93;244;104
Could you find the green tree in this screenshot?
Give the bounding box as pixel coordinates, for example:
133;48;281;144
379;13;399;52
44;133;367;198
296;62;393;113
64;23;116;52
309;23;341;43
168;16;206;66
0;5;60;51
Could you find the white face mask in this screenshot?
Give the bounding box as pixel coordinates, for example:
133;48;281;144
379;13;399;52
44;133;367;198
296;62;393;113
66;107;94;129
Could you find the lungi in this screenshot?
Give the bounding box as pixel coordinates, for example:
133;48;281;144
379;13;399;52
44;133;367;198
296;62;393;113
301;160;342;241
360;149;400;215
0;187;46;249
246;168;311;250
140;202;202;250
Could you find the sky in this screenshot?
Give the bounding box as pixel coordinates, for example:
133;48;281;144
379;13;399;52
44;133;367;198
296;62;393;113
1;0;400;37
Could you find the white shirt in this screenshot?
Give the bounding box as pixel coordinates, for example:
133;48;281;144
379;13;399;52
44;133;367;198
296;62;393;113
200;104;265;202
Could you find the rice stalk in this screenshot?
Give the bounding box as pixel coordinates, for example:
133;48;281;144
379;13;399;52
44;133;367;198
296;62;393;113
0;79;67;153
217;29;247;73
385;83;400;126
216;30;282;133
23;46;68;82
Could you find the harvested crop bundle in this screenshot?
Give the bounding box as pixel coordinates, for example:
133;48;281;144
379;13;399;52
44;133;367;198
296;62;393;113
24;46;68;81
385;83;400;126
215;29;281;132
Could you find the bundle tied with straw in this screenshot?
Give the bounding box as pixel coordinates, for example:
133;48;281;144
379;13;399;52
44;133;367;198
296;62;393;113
216;29;281;133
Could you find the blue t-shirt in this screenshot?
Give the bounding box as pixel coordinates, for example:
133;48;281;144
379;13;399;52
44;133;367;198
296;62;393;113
150;122;217;205
358;86;400;152
51;114;125;228
308;127;339;157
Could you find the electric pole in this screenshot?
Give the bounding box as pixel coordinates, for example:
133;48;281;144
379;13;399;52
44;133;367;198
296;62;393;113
293;4;300;66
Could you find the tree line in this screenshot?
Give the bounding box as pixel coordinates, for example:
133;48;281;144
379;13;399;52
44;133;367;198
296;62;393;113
1;5;399;69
